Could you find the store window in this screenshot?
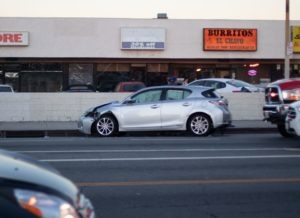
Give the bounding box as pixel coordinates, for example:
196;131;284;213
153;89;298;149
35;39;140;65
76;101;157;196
0;65;3;84
69;64;93;85
170;64;205;84
95;63;171;92
20;63;63;92
95;63;130;92
147;64;168;86
1;64;21;91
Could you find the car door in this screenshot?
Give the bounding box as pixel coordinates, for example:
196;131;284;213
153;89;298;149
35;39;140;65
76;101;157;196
118;88;163;130
160;88;193;129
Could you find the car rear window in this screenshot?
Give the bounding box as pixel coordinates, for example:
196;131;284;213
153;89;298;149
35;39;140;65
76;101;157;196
166;89;191;100
201;89;219;98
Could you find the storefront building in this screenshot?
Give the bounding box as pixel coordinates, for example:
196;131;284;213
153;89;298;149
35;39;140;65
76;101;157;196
0;17;300;92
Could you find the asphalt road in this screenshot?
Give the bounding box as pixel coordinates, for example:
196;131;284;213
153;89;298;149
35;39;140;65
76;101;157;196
1;133;300;218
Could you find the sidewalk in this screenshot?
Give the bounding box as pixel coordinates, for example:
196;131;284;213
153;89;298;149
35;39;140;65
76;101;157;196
0;120;277;138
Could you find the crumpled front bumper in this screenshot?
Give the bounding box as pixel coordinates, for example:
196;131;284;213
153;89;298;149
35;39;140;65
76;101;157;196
78;116;95;135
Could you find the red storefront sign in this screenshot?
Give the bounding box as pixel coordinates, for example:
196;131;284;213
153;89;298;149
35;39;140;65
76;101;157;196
203;28;257;51
0;32;29;46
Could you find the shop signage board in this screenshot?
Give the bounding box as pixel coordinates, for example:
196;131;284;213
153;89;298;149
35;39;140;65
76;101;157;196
0;32;29;46
292;26;300;53
203;28;257;51
121;27;165;50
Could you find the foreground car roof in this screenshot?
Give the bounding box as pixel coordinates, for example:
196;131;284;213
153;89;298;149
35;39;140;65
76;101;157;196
0;149;78;201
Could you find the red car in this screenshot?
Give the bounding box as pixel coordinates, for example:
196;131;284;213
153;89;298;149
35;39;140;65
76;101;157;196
114;81;146;92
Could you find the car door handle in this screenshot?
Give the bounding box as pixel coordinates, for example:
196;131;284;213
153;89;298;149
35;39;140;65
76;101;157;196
182;103;191;107
151;104;159;109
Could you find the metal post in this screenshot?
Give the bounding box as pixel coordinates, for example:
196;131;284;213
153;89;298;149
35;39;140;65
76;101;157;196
284;0;290;79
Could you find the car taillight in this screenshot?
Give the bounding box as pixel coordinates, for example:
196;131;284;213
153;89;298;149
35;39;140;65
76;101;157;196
209;100;228;107
282;89;300;101
270;92;278;98
265;87;280;103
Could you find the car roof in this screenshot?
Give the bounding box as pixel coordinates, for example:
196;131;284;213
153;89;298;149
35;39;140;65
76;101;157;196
0;149;78;200
117;81;145;85
139;85;212;91
0;84;13;87
130;85;215;97
191;78;239;82
269;78;300;90
0;84;14;92
64;84;96;92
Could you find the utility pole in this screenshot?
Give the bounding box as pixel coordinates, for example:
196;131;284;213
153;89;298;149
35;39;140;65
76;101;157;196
284;0;291;79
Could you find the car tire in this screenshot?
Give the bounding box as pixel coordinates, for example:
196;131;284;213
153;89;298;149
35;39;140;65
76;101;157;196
187;113;212;136
95;115;118;137
277;124;293;138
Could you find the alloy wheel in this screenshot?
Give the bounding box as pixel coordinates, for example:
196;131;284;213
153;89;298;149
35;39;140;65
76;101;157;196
189;114;211;136
96;116;116;136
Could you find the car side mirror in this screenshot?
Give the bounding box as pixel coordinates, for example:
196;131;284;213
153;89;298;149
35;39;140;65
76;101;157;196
241;87;251;92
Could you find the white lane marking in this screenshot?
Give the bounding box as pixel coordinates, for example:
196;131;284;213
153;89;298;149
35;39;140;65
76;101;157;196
0;137;215;143
16;148;300;153
40;154;300;162
0;138;78;143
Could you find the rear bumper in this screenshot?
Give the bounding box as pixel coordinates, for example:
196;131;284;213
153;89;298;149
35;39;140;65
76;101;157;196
213;108;231;128
263;105;286;124
286;117;300;136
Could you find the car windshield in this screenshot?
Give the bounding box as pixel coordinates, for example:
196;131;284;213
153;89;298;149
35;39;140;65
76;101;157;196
226;80;257;88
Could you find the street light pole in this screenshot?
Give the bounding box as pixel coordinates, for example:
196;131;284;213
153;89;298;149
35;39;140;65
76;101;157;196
284;0;290;79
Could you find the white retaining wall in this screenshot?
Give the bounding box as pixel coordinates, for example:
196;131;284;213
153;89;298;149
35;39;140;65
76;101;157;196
0;93;264;122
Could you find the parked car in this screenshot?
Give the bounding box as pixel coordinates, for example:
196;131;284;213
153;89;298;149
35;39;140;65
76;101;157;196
78;85;232;137
263;78;300;137
188;78;263;93
64;84;97;92
0;149;95;218
0;84;14;92
114;81;146;92
286;101;300;136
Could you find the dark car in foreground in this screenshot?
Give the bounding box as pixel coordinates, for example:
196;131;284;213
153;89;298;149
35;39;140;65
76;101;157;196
78;85;232;137
263;78;300;137
0;149;95;218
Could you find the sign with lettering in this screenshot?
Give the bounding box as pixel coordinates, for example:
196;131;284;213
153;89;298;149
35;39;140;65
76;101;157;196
0;32;29;46
248;69;257;77
203;28;257;51
292;26;300;53
121;28;165;50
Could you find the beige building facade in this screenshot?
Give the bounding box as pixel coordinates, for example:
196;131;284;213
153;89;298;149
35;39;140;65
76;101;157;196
0;17;300;92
